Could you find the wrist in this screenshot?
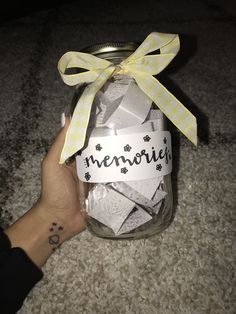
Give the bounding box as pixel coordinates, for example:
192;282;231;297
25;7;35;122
5;203;69;268
33;200;73;243
35;196;87;241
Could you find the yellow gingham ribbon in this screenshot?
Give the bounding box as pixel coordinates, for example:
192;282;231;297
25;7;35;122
58;32;197;164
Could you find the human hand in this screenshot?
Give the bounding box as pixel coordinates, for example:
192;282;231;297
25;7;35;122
36;116;87;241
5;116;87;267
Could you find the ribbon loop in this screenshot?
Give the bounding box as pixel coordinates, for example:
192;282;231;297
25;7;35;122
58;51;112;86
58;32;197;164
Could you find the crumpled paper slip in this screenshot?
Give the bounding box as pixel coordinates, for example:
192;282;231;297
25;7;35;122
152;200;163;215
109;181;159;208
102;75;133;103
147;109;164;121
93;80;137;128
87;184;135;234
125;177;163;200
93;91;111;126
93;119;159;137
116;120;155;135
152;187;167;205
149;119;164;132
90;126;116;138
105;81;152;129
102;96;123;124
146;109;165;131
90;78;132;128
109;180;167;216
116;205;152;235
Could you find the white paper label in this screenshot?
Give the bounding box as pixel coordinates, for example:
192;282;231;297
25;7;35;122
76;130;172;183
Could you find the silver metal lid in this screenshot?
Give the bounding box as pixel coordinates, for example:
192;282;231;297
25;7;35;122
81;42;139;62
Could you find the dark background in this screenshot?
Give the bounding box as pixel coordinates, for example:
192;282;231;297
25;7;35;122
2;0;236;24
2;1;71;23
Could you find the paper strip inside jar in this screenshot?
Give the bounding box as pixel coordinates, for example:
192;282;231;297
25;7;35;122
146;109;165;131
93;78;133;128
152;200;163;215
87;184;136;234
109;179;166;212
104;81;152;129
116;205;152;235
125;177;163;200
93;91;111;127
109;181;158;208
152;186;167;204
102;76;133;102
116;120;155;135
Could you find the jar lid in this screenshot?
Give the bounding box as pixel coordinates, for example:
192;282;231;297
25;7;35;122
81;42;139;62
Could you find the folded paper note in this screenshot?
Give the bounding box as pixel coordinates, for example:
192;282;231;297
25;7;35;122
147;109;164;121
147;110;165;131
152;188;167;205
102;75;133;103
116;120;155;135
87;184;135;234
152;200;163;215
117;205;152;235
104;81;152;129
93;91;111;126
125;177;163;200
109;180;167;212
102;96;123;126
110;181;159;208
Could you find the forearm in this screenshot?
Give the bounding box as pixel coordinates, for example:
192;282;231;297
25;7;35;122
4;117;87;269
4;202;68;268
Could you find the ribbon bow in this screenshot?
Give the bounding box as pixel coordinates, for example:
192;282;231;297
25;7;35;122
58;32;197;164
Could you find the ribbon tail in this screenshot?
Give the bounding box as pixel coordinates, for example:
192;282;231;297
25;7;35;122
132;72;197;145
59;66;115;164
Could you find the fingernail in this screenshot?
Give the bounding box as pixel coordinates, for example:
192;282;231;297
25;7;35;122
61;112;65;128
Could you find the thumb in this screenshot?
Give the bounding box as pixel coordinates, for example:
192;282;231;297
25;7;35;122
46;115;71;164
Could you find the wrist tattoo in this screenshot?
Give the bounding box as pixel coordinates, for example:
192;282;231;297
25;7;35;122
48;222;64;251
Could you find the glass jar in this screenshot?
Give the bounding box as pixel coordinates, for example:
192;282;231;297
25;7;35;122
70;42;173;240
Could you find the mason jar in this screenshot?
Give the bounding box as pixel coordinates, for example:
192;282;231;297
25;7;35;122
69;42;174;240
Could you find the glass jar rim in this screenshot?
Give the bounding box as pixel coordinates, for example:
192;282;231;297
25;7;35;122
81;42;139;61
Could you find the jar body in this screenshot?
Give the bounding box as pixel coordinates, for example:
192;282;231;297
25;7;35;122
71;44;173;240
